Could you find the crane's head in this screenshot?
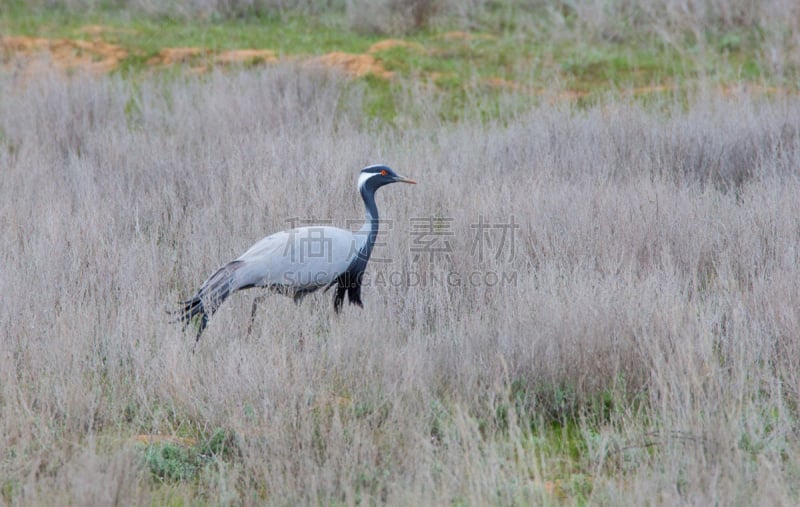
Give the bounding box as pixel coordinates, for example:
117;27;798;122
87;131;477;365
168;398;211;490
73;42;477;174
358;164;416;194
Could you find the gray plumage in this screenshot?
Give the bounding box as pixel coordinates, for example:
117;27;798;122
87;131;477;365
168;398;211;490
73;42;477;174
178;164;415;343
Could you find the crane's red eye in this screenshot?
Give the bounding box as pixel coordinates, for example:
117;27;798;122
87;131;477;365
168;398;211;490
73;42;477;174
380;170;388;176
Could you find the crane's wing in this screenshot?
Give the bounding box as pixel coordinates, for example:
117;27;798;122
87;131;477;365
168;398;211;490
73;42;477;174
236;226;364;291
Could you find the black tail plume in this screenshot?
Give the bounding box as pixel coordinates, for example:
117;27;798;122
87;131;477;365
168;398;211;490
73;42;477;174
176;260;243;344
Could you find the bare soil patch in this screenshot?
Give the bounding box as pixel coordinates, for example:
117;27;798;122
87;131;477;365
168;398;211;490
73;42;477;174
1;35;127;76
146;47;208;66
309;51;393;79
1;30;395;79
367;38;424;54
215;49;278;65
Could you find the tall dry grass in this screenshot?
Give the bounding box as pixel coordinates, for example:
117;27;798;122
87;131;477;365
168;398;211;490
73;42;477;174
1;66;800;504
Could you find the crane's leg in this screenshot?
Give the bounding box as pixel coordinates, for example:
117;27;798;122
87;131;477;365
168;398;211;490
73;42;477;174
247;294;267;336
191;314;208;353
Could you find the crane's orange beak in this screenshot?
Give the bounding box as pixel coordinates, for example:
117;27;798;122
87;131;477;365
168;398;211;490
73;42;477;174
395;176;417;184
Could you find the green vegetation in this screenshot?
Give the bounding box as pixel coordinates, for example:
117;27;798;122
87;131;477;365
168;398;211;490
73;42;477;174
2;0;796;122
140;429;238;483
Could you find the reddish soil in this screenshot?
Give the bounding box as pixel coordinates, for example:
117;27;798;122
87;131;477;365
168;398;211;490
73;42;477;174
1;28;392;79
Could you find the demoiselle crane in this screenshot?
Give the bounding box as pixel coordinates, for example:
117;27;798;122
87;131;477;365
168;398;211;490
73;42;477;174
178;164;416;343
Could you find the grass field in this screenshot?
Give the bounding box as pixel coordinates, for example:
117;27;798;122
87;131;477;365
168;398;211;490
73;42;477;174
3;0;799;120
2;1;800;505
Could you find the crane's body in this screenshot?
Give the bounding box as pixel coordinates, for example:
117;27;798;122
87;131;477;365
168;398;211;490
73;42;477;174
178;164;415;342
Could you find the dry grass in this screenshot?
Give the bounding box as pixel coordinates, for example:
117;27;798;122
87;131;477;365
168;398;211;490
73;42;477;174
1;65;800;504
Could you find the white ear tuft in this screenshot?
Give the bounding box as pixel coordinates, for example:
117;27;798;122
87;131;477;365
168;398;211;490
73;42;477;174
358;171;378;191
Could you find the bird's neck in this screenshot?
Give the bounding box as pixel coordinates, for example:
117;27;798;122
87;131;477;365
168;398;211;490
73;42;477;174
359;187;380;252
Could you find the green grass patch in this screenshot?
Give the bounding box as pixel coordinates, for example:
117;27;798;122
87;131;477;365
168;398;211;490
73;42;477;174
139;428;239;484
1;2;794;121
